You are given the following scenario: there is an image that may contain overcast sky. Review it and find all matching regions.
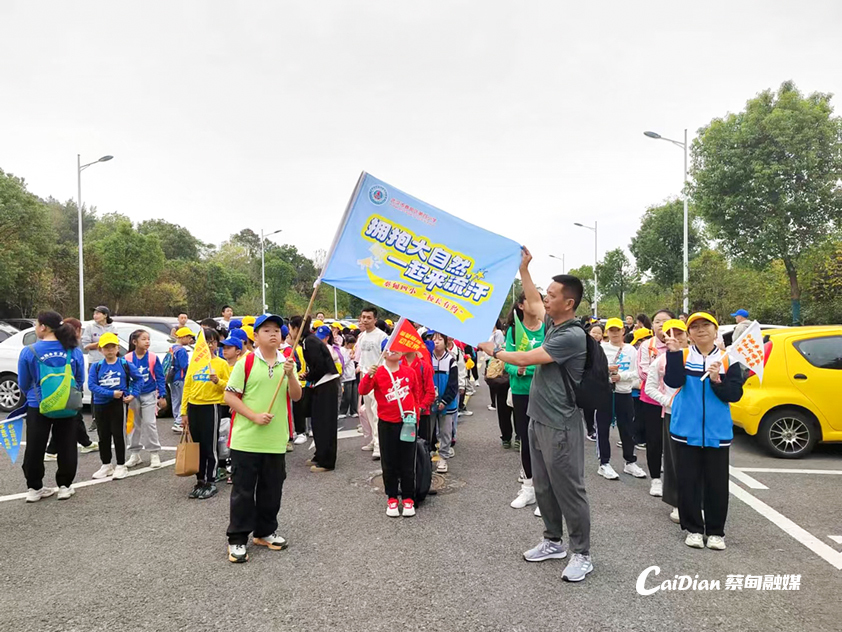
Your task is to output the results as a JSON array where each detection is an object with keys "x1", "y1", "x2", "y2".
[{"x1": 2, "y1": 1, "x2": 841, "y2": 290}]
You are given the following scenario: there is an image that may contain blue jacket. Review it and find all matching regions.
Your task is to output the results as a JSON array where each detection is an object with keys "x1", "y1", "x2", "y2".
[
  {"x1": 87, "y1": 358, "x2": 143, "y2": 405},
  {"x1": 171, "y1": 345, "x2": 190, "y2": 382},
  {"x1": 125, "y1": 351, "x2": 167, "y2": 398},
  {"x1": 17, "y1": 341, "x2": 85, "y2": 408},
  {"x1": 431, "y1": 350, "x2": 459, "y2": 414},
  {"x1": 664, "y1": 346, "x2": 745, "y2": 448}
]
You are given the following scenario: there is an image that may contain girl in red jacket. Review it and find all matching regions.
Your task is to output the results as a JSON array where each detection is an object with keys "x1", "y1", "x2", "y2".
[{"x1": 359, "y1": 341, "x2": 419, "y2": 517}]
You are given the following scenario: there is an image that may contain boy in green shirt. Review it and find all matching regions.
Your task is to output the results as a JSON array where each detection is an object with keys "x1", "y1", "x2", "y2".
[{"x1": 224, "y1": 314, "x2": 302, "y2": 563}]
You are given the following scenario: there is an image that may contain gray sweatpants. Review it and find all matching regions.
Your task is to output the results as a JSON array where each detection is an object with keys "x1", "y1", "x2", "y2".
[
  {"x1": 128, "y1": 391, "x2": 161, "y2": 454},
  {"x1": 170, "y1": 380, "x2": 184, "y2": 427},
  {"x1": 529, "y1": 414, "x2": 591, "y2": 555}
]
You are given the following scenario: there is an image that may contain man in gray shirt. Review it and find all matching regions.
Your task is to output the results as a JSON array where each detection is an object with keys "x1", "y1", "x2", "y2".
[{"x1": 479, "y1": 248, "x2": 592, "y2": 582}]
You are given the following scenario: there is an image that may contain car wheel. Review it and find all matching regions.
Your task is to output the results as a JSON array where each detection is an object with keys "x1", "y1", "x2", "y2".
[
  {"x1": 759, "y1": 408, "x2": 819, "y2": 459},
  {"x1": 0, "y1": 374, "x2": 22, "y2": 412}
]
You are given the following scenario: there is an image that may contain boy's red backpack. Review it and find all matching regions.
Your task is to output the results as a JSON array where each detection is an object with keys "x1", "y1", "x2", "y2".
[{"x1": 227, "y1": 352, "x2": 255, "y2": 447}]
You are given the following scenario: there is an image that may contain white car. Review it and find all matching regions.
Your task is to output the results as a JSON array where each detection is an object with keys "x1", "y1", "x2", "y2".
[
  {"x1": 720, "y1": 323, "x2": 788, "y2": 347},
  {"x1": 0, "y1": 321, "x2": 182, "y2": 413}
]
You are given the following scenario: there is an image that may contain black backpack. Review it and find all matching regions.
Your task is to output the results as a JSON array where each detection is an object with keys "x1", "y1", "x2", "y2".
[
  {"x1": 562, "y1": 322, "x2": 612, "y2": 413},
  {"x1": 404, "y1": 438, "x2": 433, "y2": 505}
]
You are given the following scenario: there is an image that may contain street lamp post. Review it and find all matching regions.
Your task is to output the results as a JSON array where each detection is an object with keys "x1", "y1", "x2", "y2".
[
  {"x1": 644, "y1": 129, "x2": 689, "y2": 313},
  {"x1": 573, "y1": 222, "x2": 598, "y2": 317},
  {"x1": 77, "y1": 154, "x2": 113, "y2": 319},
  {"x1": 549, "y1": 253, "x2": 565, "y2": 274},
  {"x1": 261, "y1": 228, "x2": 283, "y2": 314}
]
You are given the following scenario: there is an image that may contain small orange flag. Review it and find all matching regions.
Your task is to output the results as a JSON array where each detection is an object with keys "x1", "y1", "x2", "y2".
[{"x1": 387, "y1": 317, "x2": 425, "y2": 354}]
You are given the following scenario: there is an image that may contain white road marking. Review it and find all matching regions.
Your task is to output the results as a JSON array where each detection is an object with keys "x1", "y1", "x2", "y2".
[
  {"x1": 729, "y1": 481, "x2": 842, "y2": 570},
  {"x1": 736, "y1": 467, "x2": 842, "y2": 475},
  {"x1": 338, "y1": 429, "x2": 362, "y2": 440},
  {"x1": 828, "y1": 536, "x2": 842, "y2": 545},
  {"x1": 729, "y1": 466, "x2": 769, "y2": 489},
  {"x1": 0, "y1": 459, "x2": 175, "y2": 504}
]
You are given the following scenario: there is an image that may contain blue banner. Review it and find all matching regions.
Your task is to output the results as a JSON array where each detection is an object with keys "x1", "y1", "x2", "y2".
[
  {"x1": 321, "y1": 173, "x2": 522, "y2": 344},
  {"x1": 1, "y1": 406, "x2": 26, "y2": 464}
]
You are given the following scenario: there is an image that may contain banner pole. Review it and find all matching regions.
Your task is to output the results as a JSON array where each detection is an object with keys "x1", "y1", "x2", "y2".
[{"x1": 266, "y1": 283, "x2": 320, "y2": 413}]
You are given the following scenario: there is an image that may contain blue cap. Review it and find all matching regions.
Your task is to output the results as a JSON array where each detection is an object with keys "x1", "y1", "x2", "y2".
[
  {"x1": 730, "y1": 309, "x2": 749, "y2": 318},
  {"x1": 230, "y1": 328, "x2": 248, "y2": 343},
  {"x1": 315, "y1": 325, "x2": 332, "y2": 340},
  {"x1": 281, "y1": 325, "x2": 289, "y2": 339},
  {"x1": 380, "y1": 338, "x2": 389, "y2": 351},
  {"x1": 228, "y1": 318, "x2": 243, "y2": 330},
  {"x1": 220, "y1": 337, "x2": 243, "y2": 350},
  {"x1": 424, "y1": 339, "x2": 435, "y2": 355},
  {"x1": 254, "y1": 313, "x2": 285, "y2": 332}
]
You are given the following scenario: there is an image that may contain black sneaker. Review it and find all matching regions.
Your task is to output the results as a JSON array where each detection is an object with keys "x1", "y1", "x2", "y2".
[
  {"x1": 188, "y1": 482, "x2": 205, "y2": 499},
  {"x1": 200, "y1": 483, "x2": 218, "y2": 499},
  {"x1": 502, "y1": 440, "x2": 512, "y2": 449}
]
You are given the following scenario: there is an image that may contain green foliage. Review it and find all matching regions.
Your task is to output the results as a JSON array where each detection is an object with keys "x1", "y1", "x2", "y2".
[
  {"x1": 690, "y1": 81, "x2": 842, "y2": 323},
  {"x1": 138, "y1": 219, "x2": 206, "y2": 261},
  {"x1": 629, "y1": 199, "x2": 704, "y2": 286},
  {"x1": 597, "y1": 248, "x2": 639, "y2": 318},
  {"x1": 567, "y1": 264, "x2": 595, "y2": 309}
]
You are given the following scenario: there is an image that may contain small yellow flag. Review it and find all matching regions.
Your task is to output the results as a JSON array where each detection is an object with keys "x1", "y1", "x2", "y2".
[
  {"x1": 187, "y1": 328, "x2": 213, "y2": 378},
  {"x1": 126, "y1": 406, "x2": 134, "y2": 435}
]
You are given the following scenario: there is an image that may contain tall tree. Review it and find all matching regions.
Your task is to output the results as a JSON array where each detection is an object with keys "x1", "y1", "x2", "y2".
[
  {"x1": 567, "y1": 264, "x2": 595, "y2": 309},
  {"x1": 629, "y1": 199, "x2": 704, "y2": 286},
  {"x1": 138, "y1": 219, "x2": 206, "y2": 261},
  {"x1": 597, "y1": 248, "x2": 639, "y2": 318},
  {"x1": 690, "y1": 81, "x2": 842, "y2": 324}
]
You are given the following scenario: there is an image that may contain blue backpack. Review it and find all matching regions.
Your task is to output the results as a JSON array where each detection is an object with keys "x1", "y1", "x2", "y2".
[{"x1": 28, "y1": 345, "x2": 82, "y2": 419}]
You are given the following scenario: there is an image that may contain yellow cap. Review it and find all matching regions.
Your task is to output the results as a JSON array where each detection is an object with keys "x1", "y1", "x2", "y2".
[
  {"x1": 241, "y1": 316, "x2": 256, "y2": 326},
  {"x1": 662, "y1": 318, "x2": 688, "y2": 334},
  {"x1": 311, "y1": 319, "x2": 324, "y2": 329},
  {"x1": 175, "y1": 327, "x2": 193, "y2": 338},
  {"x1": 631, "y1": 327, "x2": 653, "y2": 345},
  {"x1": 686, "y1": 312, "x2": 719, "y2": 329},
  {"x1": 241, "y1": 325, "x2": 255, "y2": 341},
  {"x1": 98, "y1": 332, "x2": 120, "y2": 347},
  {"x1": 349, "y1": 324, "x2": 358, "y2": 330},
  {"x1": 330, "y1": 321, "x2": 342, "y2": 329},
  {"x1": 385, "y1": 319, "x2": 394, "y2": 326},
  {"x1": 605, "y1": 318, "x2": 624, "y2": 331}
]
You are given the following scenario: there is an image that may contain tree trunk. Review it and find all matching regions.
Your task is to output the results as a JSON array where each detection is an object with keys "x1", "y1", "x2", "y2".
[{"x1": 783, "y1": 256, "x2": 801, "y2": 326}]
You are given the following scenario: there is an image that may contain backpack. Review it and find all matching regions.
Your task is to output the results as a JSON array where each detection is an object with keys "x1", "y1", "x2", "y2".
[
  {"x1": 411, "y1": 437, "x2": 433, "y2": 505},
  {"x1": 163, "y1": 346, "x2": 177, "y2": 384},
  {"x1": 227, "y1": 353, "x2": 256, "y2": 448},
  {"x1": 29, "y1": 345, "x2": 82, "y2": 418},
  {"x1": 125, "y1": 351, "x2": 157, "y2": 382},
  {"x1": 560, "y1": 323, "x2": 612, "y2": 413}
]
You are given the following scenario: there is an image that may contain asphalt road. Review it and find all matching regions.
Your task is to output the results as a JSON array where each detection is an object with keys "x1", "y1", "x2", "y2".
[{"x1": 1, "y1": 391, "x2": 840, "y2": 632}]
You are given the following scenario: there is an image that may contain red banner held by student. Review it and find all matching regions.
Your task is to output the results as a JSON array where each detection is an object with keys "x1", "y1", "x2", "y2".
[{"x1": 387, "y1": 317, "x2": 425, "y2": 354}]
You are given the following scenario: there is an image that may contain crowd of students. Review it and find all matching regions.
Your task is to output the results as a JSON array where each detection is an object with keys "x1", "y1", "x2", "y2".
[{"x1": 17, "y1": 250, "x2": 745, "y2": 570}]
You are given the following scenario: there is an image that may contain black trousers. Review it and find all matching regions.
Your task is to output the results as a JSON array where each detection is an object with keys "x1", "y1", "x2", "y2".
[
  {"x1": 511, "y1": 393, "x2": 533, "y2": 479},
  {"x1": 418, "y1": 413, "x2": 433, "y2": 447},
  {"x1": 94, "y1": 400, "x2": 126, "y2": 465},
  {"x1": 188, "y1": 403, "x2": 218, "y2": 482},
  {"x1": 22, "y1": 407, "x2": 77, "y2": 489},
  {"x1": 596, "y1": 392, "x2": 636, "y2": 465},
  {"x1": 227, "y1": 449, "x2": 286, "y2": 545},
  {"x1": 661, "y1": 413, "x2": 679, "y2": 507},
  {"x1": 489, "y1": 382, "x2": 514, "y2": 441},
  {"x1": 311, "y1": 379, "x2": 339, "y2": 470},
  {"x1": 641, "y1": 401, "x2": 664, "y2": 478},
  {"x1": 378, "y1": 420, "x2": 416, "y2": 502},
  {"x1": 292, "y1": 387, "x2": 311, "y2": 435},
  {"x1": 339, "y1": 380, "x2": 358, "y2": 415},
  {"x1": 632, "y1": 396, "x2": 645, "y2": 444},
  {"x1": 582, "y1": 408, "x2": 596, "y2": 436},
  {"x1": 673, "y1": 441, "x2": 730, "y2": 537},
  {"x1": 46, "y1": 411, "x2": 92, "y2": 453}
]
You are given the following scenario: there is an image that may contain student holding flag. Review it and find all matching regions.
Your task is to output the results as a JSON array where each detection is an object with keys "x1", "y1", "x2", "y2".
[
  {"x1": 505, "y1": 292, "x2": 545, "y2": 510},
  {"x1": 182, "y1": 328, "x2": 231, "y2": 499},
  {"x1": 664, "y1": 312, "x2": 745, "y2": 550}
]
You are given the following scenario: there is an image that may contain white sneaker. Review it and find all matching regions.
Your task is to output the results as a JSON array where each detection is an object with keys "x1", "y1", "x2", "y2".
[
  {"x1": 80, "y1": 442, "x2": 99, "y2": 454},
  {"x1": 372, "y1": 451, "x2": 381, "y2": 461},
  {"x1": 510, "y1": 483, "x2": 537, "y2": 509},
  {"x1": 44, "y1": 453, "x2": 57, "y2": 462},
  {"x1": 150, "y1": 453, "x2": 162, "y2": 469},
  {"x1": 624, "y1": 462, "x2": 647, "y2": 478},
  {"x1": 349, "y1": 413, "x2": 358, "y2": 418},
  {"x1": 650, "y1": 478, "x2": 663, "y2": 496},
  {"x1": 172, "y1": 424, "x2": 183, "y2": 434},
  {"x1": 92, "y1": 464, "x2": 114, "y2": 479},
  {"x1": 112, "y1": 465, "x2": 128, "y2": 480},
  {"x1": 706, "y1": 535, "x2": 726, "y2": 551},
  {"x1": 25, "y1": 487, "x2": 56, "y2": 502},
  {"x1": 338, "y1": 414, "x2": 347, "y2": 419},
  {"x1": 534, "y1": 505, "x2": 542, "y2": 517},
  {"x1": 125, "y1": 454, "x2": 143, "y2": 468},
  {"x1": 597, "y1": 463, "x2": 620, "y2": 480},
  {"x1": 670, "y1": 507, "x2": 680, "y2": 524},
  {"x1": 294, "y1": 434, "x2": 308, "y2": 445},
  {"x1": 361, "y1": 442, "x2": 374, "y2": 451},
  {"x1": 436, "y1": 459, "x2": 448, "y2": 473},
  {"x1": 487, "y1": 405, "x2": 496, "y2": 411},
  {"x1": 685, "y1": 533, "x2": 705, "y2": 549},
  {"x1": 56, "y1": 486, "x2": 75, "y2": 500}
]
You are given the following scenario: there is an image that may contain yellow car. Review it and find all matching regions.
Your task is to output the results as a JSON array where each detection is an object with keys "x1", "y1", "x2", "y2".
[{"x1": 731, "y1": 326, "x2": 842, "y2": 458}]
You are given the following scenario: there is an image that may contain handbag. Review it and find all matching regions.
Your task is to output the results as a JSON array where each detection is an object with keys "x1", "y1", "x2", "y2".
[
  {"x1": 175, "y1": 426, "x2": 200, "y2": 477},
  {"x1": 387, "y1": 367, "x2": 417, "y2": 443}
]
